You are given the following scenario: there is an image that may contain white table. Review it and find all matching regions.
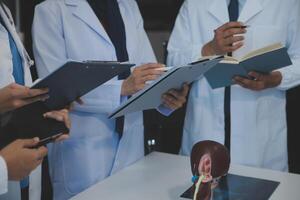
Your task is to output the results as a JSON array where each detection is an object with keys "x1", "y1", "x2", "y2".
[{"x1": 72, "y1": 152, "x2": 300, "y2": 200}]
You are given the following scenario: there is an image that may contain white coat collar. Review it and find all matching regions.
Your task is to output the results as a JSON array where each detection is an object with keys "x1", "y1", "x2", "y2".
[
  {"x1": 64, "y1": 0, "x2": 121, "y2": 46},
  {"x1": 0, "y1": 4, "x2": 33, "y2": 68},
  {"x1": 208, "y1": 0, "x2": 263, "y2": 24},
  {"x1": 207, "y1": 0, "x2": 229, "y2": 24},
  {"x1": 238, "y1": 0, "x2": 263, "y2": 23}
]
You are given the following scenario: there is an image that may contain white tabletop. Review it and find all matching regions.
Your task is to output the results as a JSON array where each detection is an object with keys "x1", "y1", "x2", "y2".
[{"x1": 72, "y1": 152, "x2": 300, "y2": 200}]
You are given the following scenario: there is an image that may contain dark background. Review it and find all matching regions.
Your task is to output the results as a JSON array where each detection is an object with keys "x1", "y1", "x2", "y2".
[{"x1": 3, "y1": 0, "x2": 300, "y2": 174}]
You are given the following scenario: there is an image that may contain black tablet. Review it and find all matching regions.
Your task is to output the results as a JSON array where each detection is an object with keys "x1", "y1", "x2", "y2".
[{"x1": 0, "y1": 102, "x2": 69, "y2": 149}]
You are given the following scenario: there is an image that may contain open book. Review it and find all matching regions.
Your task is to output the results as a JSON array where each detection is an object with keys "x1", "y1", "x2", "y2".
[{"x1": 204, "y1": 43, "x2": 292, "y2": 89}]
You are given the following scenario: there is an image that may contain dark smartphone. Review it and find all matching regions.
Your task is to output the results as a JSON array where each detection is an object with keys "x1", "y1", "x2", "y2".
[{"x1": 34, "y1": 133, "x2": 64, "y2": 148}]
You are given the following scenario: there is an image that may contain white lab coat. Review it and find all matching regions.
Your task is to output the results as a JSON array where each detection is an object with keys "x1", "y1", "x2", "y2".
[
  {"x1": 0, "y1": 4, "x2": 41, "y2": 200},
  {"x1": 32, "y1": 0, "x2": 157, "y2": 199},
  {"x1": 167, "y1": 0, "x2": 300, "y2": 171},
  {"x1": 0, "y1": 156, "x2": 8, "y2": 195}
]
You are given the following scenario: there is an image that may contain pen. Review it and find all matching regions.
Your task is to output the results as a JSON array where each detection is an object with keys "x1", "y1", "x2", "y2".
[
  {"x1": 240, "y1": 25, "x2": 250, "y2": 29},
  {"x1": 155, "y1": 67, "x2": 173, "y2": 72}
]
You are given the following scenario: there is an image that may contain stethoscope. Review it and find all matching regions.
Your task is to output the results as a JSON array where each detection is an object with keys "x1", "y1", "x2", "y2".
[{"x1": 0, "y1": 2, "x2": 35, "y2": 67}]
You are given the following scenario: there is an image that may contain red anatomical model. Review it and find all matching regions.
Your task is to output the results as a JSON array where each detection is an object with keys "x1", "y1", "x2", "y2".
[{"x1": 190, "y1": 140, "x2": 230, "y2": 200}]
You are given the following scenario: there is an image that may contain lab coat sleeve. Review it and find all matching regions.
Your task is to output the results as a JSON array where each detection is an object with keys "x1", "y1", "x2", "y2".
[
  {"x1": 0, "y1": 156, "x2": 8, "y2": 195},
  {"x1": 277, "y1": 0, "x2": 300, "y2": 90},
  {"x1": 167, "y1": 1, "x2": 203, "y2": 67},
  {"x1": 32, "y1": 3, "x2": 123, "y2": 114}
]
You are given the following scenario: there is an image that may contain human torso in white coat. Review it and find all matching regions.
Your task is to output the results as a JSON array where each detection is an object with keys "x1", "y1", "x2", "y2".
[
  {"x1": 0, "y1": 4, "x2": 42, "y2": 200},
  {"x1": 32, "y1": 0, "x2": 156, "y2": 199},
  {"x1": 167, "y1": 0, "x2": 300, "y2": 171}
]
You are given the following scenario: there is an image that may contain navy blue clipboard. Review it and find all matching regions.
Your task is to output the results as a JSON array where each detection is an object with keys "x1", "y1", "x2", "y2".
[{"x1": 31, "y1": 61, "x2": 134, "y2": 110}]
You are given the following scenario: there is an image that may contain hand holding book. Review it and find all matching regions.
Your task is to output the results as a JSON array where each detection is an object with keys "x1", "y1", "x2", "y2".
[
  {"x1": 204, "y1": 43, "x2": 292, "y2": 89},
  {"x1": 234, "y1": 71, "x2": 282, "y2": 91}
]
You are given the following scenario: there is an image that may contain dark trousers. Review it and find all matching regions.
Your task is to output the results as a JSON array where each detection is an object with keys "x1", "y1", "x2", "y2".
[{"x1": 287, "y1": 86, "x2": 300, "y2": 173}]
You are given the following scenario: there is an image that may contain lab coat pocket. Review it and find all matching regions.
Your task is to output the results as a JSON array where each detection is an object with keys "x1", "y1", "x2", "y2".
[
  {"x1": 252, "y1": 25, "x2": 287, "y2": 49},
  {"x1": 59, "y1": 112, "x2": 119, "y2": 195},
  {"x1": 60, "y1": 136, "x2": 119, "y2": 195}
]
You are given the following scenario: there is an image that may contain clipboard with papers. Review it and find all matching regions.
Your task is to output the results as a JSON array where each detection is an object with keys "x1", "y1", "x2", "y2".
[
  {"x1": 109, "y1": 57, "x2": 223, "y2": 119},
  {"x1": 32, "y1": 61, "x2": 134, "y2": 110}
]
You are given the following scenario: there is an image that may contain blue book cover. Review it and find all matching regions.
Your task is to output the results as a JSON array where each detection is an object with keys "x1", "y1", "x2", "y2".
[{"x1": 204, "y1": 44, "x2": 292, "y2": 89}]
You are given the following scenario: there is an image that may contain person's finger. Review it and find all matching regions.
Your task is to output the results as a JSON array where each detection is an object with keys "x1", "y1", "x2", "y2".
[
  {"x1": 167, "y1": 89, "x2": 180, "y2": 98},
  {"x1": 167, "y1": 90, "x2": 185, "y2": 102},
  {"x1": 234, "y1": 76, "x2": 251, "y2": 88},
  {"x1": 181, "y1": 83, "x2": 189, "y2": 96},
  {"x1": 162, "y1": 94, "x2": 182, "y2": 109},
  {"x1": 140, "y1": 68, "x2": 164, "y2": 77},
  {"x1": 223, "y1": 35, "x2": 244, "y2": 46},
  {"x1": 36, "y1": 146, "x2": 48, "y2": 160},
  {"x1": 21, "y1": 94, "x2": 50, "y2": 106},
  {"x1": 60, "y1": 110, "x2": 71, "y2": 129},
  {"x1": 234, "y1": 79, "x2": 248, "y2": 88},
  {"x1": 234, "y1": 76, "x2": 262, "y2": 90},
  {"x1": 139, "y1": 63, "x2": 165, "y2": 70},
  {"x1": 162, "y1": 100, "x2": 177, "y2": 110},
  {"x1": 162, "y1": 95, "x2": 176, "y2": 108},
  {"x1": 59, "y1": 109, "x2": 69, "y2": 114},
  {"x1": 223, "y1": 22, "x2": 245, "y2": 31},
  {"x1": 45, "y1": 110, "x2": 71, "y2": 129},
  {"x1": 141, "y1": 74, "x2": 160, "y2": 83},
  {"x1": 217, "y1": 21, "x2": 244, "y2": 32},
  {"x1": 224, "y1": 42, "x2": 244, "y2": 52},
  {"x1": 248, "y1": 71, "x2": 264, "y2": 81},
  {"x1": 166, "y1": 84, "x2": 189, "y2": 101},
  {"x1": 14, "y1": 87, "x2": 49, "y2": 99},
  {"x1": 54, "y1": 134, "x2": 69, "y2": 142},
  {"x1": 132, "y1": 83, "x2": 146, "y2": 93},
  {"x1": 22, "y1": 138, "x2": 40, "y2": 148},
  {"x1": 26, "y1": 157, "x2": 43, "y2": 172},
  {"x1": 29, "y1": 154, "x2": 44, "y2": 169},
  {"x1": 43, "y1": 111, "x2": 64, "y2": 121},
  {"x1": 223, "y1": 28, "x2": 246, "y2": 38},
  {"x1": 26, "y1": 88, "x2": 49, "y2": 98}
]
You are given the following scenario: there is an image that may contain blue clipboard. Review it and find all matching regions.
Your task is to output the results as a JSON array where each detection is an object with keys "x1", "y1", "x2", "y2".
[
  {"x1": 31, "y1": 61, "x2": 134, "y2": 110},
  {"x1": 109, "y1": 57, "x2": 222, "y2": 118}
]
